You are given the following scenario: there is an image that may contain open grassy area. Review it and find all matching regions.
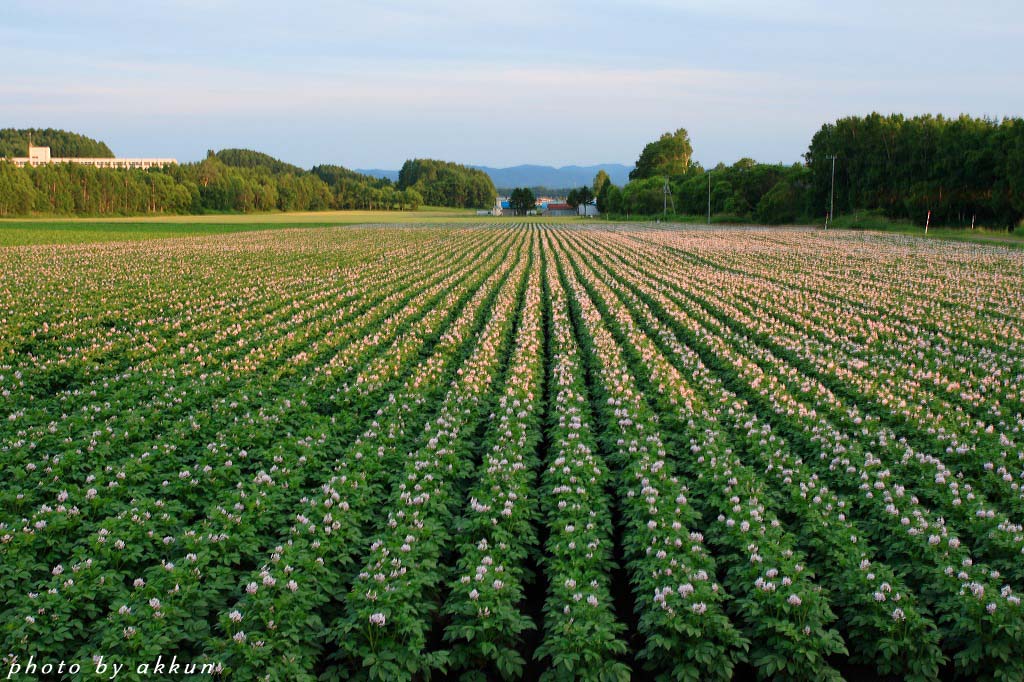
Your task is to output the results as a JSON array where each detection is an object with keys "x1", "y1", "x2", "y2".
[
  {"x1": 3, "y1": 208, "x2": 1020, "y2": 249},
  {"x1": 830, "y1": 211, "x2": 1024, "y2": 248},
  {"x1": 0, "y1": 208, "x2": 593, "y2": 246}
]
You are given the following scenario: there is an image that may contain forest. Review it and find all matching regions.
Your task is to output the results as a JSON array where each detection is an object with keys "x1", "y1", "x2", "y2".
[
  {"x1": 0, "y1": 127, "x2": 114, "y2": 159},
  {"x1": 0, "y1": 137, "x2": 494, "y2": 216},
  {"x1": 599, "y1": 115, "x2": 1024, "y2": 229},
  {"x1": 397, "y1": 159, "x2": 497, "y2": 209},
  {"x1": 2, "y1": 117, "x2": 1022, "y2": 227},
  {"x1": 0, "y1": 149, "x2": 420, "y2": 217},
  {"x1": 805, "y1": 114, "x2": 1024, "y2": 228}
]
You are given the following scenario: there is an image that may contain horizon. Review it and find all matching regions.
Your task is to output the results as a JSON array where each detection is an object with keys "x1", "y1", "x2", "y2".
[{"x1": 4, "y1": 1, "x2": 1022, "y2": 169}]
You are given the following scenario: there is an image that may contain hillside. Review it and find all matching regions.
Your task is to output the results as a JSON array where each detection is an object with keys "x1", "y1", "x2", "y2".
[
  {"x1": 0, "y1": 128, "x2": 114, "y2": 158},
  {"x1": 396, "y1": 158, "x2": 496, "y2": 209},
  {"x1": 215, "y1": 148, "x2": 305, "y2": 175}
]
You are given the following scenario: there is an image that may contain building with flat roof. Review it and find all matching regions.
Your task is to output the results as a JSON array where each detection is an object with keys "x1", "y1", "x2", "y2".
[
  {"x1": 545, "y1": 202, "x2": 576, "y2": 216},
  {"x1": 10, "y1": 144, "x2": 176, "y2": 170}
]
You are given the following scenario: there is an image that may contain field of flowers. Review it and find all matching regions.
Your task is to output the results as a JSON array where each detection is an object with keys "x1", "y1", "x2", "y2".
[{"x1": 2, "y1": 223, "x2": 1023, "y2": 681}]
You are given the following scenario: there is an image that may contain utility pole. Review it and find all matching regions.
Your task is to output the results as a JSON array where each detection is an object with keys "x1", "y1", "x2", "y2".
[
  {"x1": 827, "y1": 154, "x2": 836, "y2": 229},
  {"x1": 707, "y1": 171, "x2": 712, "y2": 225}
]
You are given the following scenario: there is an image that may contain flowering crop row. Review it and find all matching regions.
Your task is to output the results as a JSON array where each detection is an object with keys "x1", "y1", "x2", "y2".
[
  {"x1": 550, "y1": 233, "x2": 748, "y2": 681},
  {"x1": 529, "y1": 232, "x2": 629, "y2": 681},
  {"x1": 575, "y1": 228, "x2": 1024, "y2": 680},
  {"x1": 439, "y1": 234, "x2": 545, "y2": 679},
  {"x1": 330, "y1": 231, "x2": 533, "y2": 680},
  {"x1": 3, "y1": 223, "x2": 1023, "y2": 680},
  {"x1": 566, "y1": 230, "x2": 945, "y2": 680},
  {"x1": 555, "y1": 231, "x2": 847, "y2": 681}
]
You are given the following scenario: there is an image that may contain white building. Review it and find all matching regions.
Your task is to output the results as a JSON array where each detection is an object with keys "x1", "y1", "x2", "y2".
[{"x1": 10, "y1": 145, "x2": 177, "y2": 170}]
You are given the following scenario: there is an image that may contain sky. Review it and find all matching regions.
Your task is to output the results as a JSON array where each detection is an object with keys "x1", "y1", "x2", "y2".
[{"x1": 3, "y1": 0, "x2": 1022, "y2": 169}]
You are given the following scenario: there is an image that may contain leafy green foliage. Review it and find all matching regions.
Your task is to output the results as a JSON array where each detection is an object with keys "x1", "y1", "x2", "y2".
[
  {"x1": 629, "y1": 128, "x2": 693, "y2": 180},
  {"x1": 398, "y1": 158, "x2": 497, "y2": 209},
  {"x1": 0, "y1": 128, "x2": 114, "y2": 158},
  {"x1": 215, "y1": 148, "x2": 305, "y2": 175},
  {"x1": 0, "y1": 147, "x2": 420, "y2": 216},
  {"x1": 566, "y1": 186, "x2": 594, "y2": 210},
  {"x1": 806, "y1": 112, "x2": 1024, "y2": 228},
  {"x1": 508, "y1": 187, "x2": 536, "y2": 215}
]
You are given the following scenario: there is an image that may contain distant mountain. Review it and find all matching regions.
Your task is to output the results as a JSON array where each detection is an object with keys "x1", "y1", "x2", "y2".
[
  {"x1": 356, "y1": 163, "x2": 631, "y2": 190},
  {"x1": 479, "y1": 164, "x2": 632, "y2": 189},
  {"x1": 356, "y1": 168, "x2": 401, "y2": 182}
]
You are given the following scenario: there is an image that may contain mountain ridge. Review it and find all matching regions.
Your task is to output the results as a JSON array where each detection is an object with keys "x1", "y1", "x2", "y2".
[{"x1": 356, "y1": 163, "x2": 631, "y2": 189}]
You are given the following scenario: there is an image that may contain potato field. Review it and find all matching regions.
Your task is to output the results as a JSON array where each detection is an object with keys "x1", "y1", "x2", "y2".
[{"x1": 2, "y1": 224, "x2": 1023, "y2": 681}]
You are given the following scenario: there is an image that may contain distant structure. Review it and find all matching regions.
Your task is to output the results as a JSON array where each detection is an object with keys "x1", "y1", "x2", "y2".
[
  {"x1": 544, "y1": 202, "x2": 576, "y2": 217},
  {"x1": 10, "y1": 144, "x2": 176, "y2": 170},
  {"x1": 476, "y1": 197, "x2": 503, "y2": 216}
]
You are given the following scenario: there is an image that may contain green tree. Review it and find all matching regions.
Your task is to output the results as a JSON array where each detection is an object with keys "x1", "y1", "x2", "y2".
[
  {"x1": 508, "y1": 187, "x2": 535, "y2": 216},
  {"x1": 397, "y1": 158, "x2": 496, "y2": 208},
  {"x1": 805, "y1": 113, "x2": 1022, "y2": 228},
  {"x1": 403, "y1": 188, "x2": 423, "y2": 210},
  {"x1": 0, "y1": 128, "x2": 114, "y2": 158},
  {"x1": 621, "y1": 177, "x2": 665, "y2": 213},
  {"x1": 0, "y1": 162, "x2": 37, "y2": 215},
  {"x1": 216, "y1": 148, "x2": 304, "y2": 175},
  {"x1": 629, "y1": 128, "x2": 693, "y2": 180},
  {"x1": 592, "y1": 169, "x2": 611, "y2": 196},
  {"x1": 596, "y1": 180, "x2": 614, "y2": 214},
  {"x1": 601, "y1": 185, "x2": 623, "y2": 214},
  {"x1": 567, "y1": 186, "x2": 594, "y2": 214}
]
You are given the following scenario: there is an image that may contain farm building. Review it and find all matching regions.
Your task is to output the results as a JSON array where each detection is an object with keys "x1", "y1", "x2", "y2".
[{"x1": 544, "y1": 202, "x2": 576, "y2": 217}]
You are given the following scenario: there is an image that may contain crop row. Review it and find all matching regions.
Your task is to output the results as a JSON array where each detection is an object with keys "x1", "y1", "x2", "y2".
[{"x1": 2, "y1": 224, "x2": 1022, "y2": 680}]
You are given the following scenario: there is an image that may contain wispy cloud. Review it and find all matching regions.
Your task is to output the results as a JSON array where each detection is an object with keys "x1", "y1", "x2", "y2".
[{"x1": 2, "y1": 0, "x2": 1021, "y2": 167}]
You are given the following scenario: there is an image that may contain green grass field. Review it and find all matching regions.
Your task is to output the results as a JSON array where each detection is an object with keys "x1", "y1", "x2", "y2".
[
  {"x1": 0, "y1": 208, "x2": 592, "y2": 246},
  {"x1": 2, "y1": 207, "x2": 1020, "y2": 248},
  {"x1": 829, "y1": 211, "x2": 1024, "y2": 248}
]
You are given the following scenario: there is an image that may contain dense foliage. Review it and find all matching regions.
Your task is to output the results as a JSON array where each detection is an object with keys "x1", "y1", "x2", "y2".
[
  {"x1": 0, "y1": 128, "x2": 114, "y2": 159},
  {"x1": 2, "y1": 225, "x2": 1023, "y2": 680},
  {"x1": 629, "y1": 128, "x2": 693, "y2": 180},
  {"x1": 398, "y1": 158, "x2": 498, "y2": 209},
  {"x1": 214, "y1": 148, "x2": 305, "y2": 175},
  {"x1": 0, "y1": 150, "x2": 420, "y2": 217},
  {"x1": 508, "y1": 187, "x2": 536, "y2": 215},
  {"x1": 806, "y1": 113, "x2": 1024, "y2": 228},
  {"x1": 566, "y1": 186, "x2": 594, "y2": 210},
  {"x1": 606, "y1": 115, "x2": 1023, "y2": 228}
]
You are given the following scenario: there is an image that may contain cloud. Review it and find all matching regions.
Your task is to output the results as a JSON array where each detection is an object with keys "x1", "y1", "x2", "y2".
[{"x1": 2, "y1": 0, "x2": 1020, "y2": 166}]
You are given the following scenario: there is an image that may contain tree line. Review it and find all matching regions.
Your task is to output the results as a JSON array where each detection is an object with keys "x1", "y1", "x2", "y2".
[
  {"x1": 0, "y1": 150, "x2": 422, "y2": 217},
  {"x1": 0, "y1": 132, "x2": 495, "y2": 217},
  {"x1": 806, "y1": 113, "x2": 1023, "y2": 228},
  {"x1": 597, "y1": 115, "x2": 1023, "y2": 229},
  {"x1": 0, "y1": 128, "x2": 114, "y2": 159},
  {"x1": 4, "y1": 119, "x2": 1021, "y2": 226},
  {"x1": 397, "y1": 159, "x2": 497, "y2": 209}
]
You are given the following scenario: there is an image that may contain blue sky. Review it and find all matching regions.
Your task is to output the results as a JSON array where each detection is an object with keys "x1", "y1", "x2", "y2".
[{"x1": 3, "y1": 0, "x2": 1022, "y2": 169}]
